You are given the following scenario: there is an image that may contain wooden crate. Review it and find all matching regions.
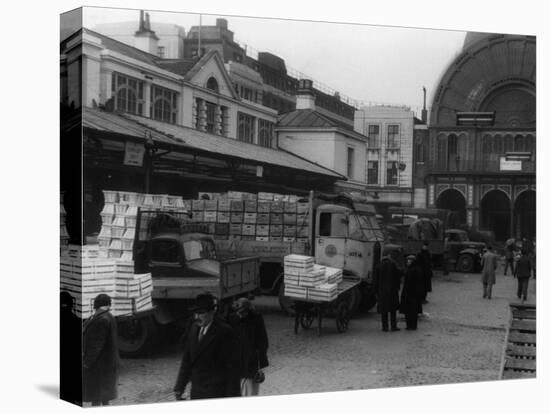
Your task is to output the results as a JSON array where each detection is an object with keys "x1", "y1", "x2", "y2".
[
  {"x1": 218, "y1": 200, "x2": 231, "y2": 211},
  {"x1": 229, "y1": 224, "x2": 242, "y2": 235},
  {"x1": 241, "y1": 235, "x2": 255, "y2": 241},
  {"x1": 215, "y1": 223, "x2": 229, "y2": 236},
  {"x1": 270, "y1": 236, "x2": 283, "y2": 242},
  {"x1": 217, "y1": 211, "x2": 230, "y2": 223},
  {"x1": 284, "y1": 202, "x2": 297, "y2": 213},
  {"x1": 269, "y1": 225, "x2": 283, "y2": 236},
  {"x1": 244, "y1": 212, "x2": 257, "y2": 224},
  {"x1": 256, "y1": 225, "x2": 269, "y2": 236},
  {"x1": 270, "y1": 213, "x2": 283, "y2": 224},
  {"x1": 230, "y1": 200, "x2": 244, "y2": 211},
  {"x1": 192, "y1": 211, "x2": 204, "y2": 222},
  {"x1": 297, "y1": 226, "x2": 309, "y2": 238},
  {"x1": 256, "y1": 236, "x2": 269, "y2": 242},
  {"x1": 284, "y1": 225, "x2": 297, "y2": 237},
  {"x1": 204, "y1": 200, "x2": 218, "y2": 211},
  {"x1": 271, "y1": 201, "x2": 283, "y2": 213},
  {"x1": 192, "y1": 200, "x2": 205, "y2": 211},
  {"x1": 283, "y1": 237, "x2": 296, "y2": 242},
  {"x1": 230, "y1": 212, "x2": 243, "y2": 223},
  {"x1": 257, "y1": 202, "x2": 270, "y2": 213},
  {"x1": 257, "y1": 213, "x2": 270, "y2": 224},
  {"x1": 296, "y1": 214, "x2": 308, "y2": 227},
  {"x1": 244, "y1": 200, "x2": 257, "y2": 212},
  {"x1": 204, "y1": 211, "x2": 217, "y2": 222},
  {"x1": 242, "y1": 224, "x2": 256, "y2": 236},
  {"x1": 297, "y1": 202, "x2": 310, "y2": 214}
]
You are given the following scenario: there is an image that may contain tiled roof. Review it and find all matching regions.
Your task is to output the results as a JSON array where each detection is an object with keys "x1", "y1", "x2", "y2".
[
  {"x1": 278, "y1": 109, "x2": 355, "y2": 131},
  {"x1": 156, "y1": 59, "x2": 199, "y2": 77},
  {"x1": 81, "y1": 107, "x2": 343, "y2": 179}
]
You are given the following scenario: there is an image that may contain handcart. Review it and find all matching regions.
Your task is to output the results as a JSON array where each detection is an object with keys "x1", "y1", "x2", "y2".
[{"x1": 291, "y1": 279, "x2": 360, "y2": 336}]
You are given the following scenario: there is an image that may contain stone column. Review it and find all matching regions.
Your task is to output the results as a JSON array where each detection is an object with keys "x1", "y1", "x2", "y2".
[
  {"x1": 143, "y1": 81, "x2": 152, "y2": 118},
  {"x1": 214, "y1": 105, "x2": 223, "y2": 135}
]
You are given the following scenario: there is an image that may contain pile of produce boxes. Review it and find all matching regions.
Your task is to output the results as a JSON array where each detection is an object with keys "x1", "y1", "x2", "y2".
[
  {"x1": 187, "y1": 191, "x2": 311, "y2": 243},
  {"x1": 283, "y1": 254, "x2": 343, "y2": 302},
  {"x1": 60, "y1": 245, "x2": 153, "y2": 319}
]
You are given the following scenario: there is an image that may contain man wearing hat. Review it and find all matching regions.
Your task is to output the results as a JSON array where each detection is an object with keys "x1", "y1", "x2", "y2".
[
  {"x1": 174, "y1": 293, "x2": 240, "y2": 400},
  {"x1": 227, "y1": 297, "x2": 269, "y2": 396},
  {"x1": 82, "y1": 294, "x2": 119, "y2": 406},
  {"x1": 400, "y1": 255, "x2": 424, "y2": 330},
  {"x1": 373, "y1": 250, "x2": 402, "y2": 332}
]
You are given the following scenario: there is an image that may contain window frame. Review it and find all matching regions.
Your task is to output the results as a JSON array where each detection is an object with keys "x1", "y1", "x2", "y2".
[
  {"x1": 150, "y1": 84, "x2": 178, "y2": 124},
  {"x1": 367, "y1": 124, "x2": 380, "y2": 148},
  {"x1": 367, "y1": 160, "x2": 379, "y2": 184},
  {"x1": 386, "y1": 160, "x2": 399, "y2": 185},
  {"x1": 386, "y1": 124, "x2": 400, "y2": 148},
  {"x1": 237, "y1": 112, "x2": 256, "y2": 144},
  {"x1": 347, "y1": 147, "x2": 355, "y2": 179},
  {"x1": 111, "y1": 72, "x2": 144, "y2": 115}
]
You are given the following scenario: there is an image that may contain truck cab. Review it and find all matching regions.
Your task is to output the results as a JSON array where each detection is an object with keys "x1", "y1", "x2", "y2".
[
  {"x1": 444, "y1": 229, "x2": 485, "y2": 273},
  {"x1": 314, "y1": 203, "x2": 382, "y2": 310}
]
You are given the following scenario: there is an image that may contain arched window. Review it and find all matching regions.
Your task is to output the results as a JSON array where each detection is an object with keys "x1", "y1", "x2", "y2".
[
  {"x1": 514, "y1": 135, "x2": 525, "y2": 152},
  {"x1": 112, "y1": 72, "x2": 144, "y2": 115},
  {"x1": 206, "y1": 77, "x2": 219, "y2": 93},
  {"x1": 493, "y1": 134, "x2": 503, "y2": 155},
  {"x1": 151, "y1": 85, "x2": 178, "y2": 123},
  {"x1": 503, "y1": 134, "x2": 514, "y2": 153},
  {"x1": 482, "y1": 134, "x2": 493, "y2": 161}
]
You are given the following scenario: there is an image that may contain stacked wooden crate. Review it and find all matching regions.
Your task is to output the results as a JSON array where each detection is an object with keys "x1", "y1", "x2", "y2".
[
  {"x1": 283, "y1": 254, "x2": 340, "y2": 302},
  {"x1": 186, "y1": 191, "x2": 309, "y2": 244}
]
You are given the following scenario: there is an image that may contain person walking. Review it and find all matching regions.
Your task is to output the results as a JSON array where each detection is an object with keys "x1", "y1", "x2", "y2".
[
  {"x1": 481, "y1": 245, "x2": 498, "y2": 299},
  {"x1": 174, "y1": 293, "x2": 240, "y2": 400},
  {"x1": 227, "y1": 297, "x2": 269, "y2": 396},
  {"x1": 503, "y1": 241, "x2": 515, "y2": 276},
  {"x1": 373, "y1": 251, "x2": 402, "y2": 331},
  {"x1": 514, "y1": 249, "x2": 532, "y2": 302},
  {"x1": 416, "y1": 242, "x2": 433, "y2": 304},
  {"x1": 400, "y1": 255, "x2": 424, "y2": 330},
  {"x1": 82, "y1": 294, "x2": 119, "y2": 406}
]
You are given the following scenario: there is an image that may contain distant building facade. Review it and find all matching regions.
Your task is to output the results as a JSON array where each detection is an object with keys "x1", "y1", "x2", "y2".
[
  {"x1": 354, "y1": 106, "x2": 425, "y2": 208},
  {"x1": 426, "y1": 33, "x2": 536, "y2": 241},
  {"x1": 277, "y1": 80, "x2": 368, "y2": 195}
]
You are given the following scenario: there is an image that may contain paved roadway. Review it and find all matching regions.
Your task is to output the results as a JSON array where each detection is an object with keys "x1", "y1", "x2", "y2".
[{"x1": 109, "y1": 266, "x2": 536, "y2": 406}]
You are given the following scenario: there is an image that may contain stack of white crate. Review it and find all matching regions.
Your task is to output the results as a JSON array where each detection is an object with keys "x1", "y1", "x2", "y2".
[{"x1": 283, "y1": 255, "x2": 340, "y2": 302}]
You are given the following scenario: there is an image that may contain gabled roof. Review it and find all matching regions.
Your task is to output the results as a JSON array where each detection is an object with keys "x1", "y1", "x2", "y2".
[
  {"x1": 79, "y1": 107, "x2": 344, "y2": 180},
  {"x1": 278, "y1": 109, "x2": 355, "y2": 131},
  {"x1": 156, "y1": 58, "x2": 200, "y2": 77}
]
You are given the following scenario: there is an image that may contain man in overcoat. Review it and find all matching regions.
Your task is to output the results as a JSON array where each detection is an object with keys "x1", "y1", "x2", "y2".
[
  {"x1": 400, "y1": 255, "x2": 424, "y2": 330},
  {"x1": 227, "y1": 297, "x2": 269, "y2": 396},
  {"x1": 514, "y1": 249, "x2": 532, "y2": 301},
  {"x1": 416, "y1": 242, "x2": 433, "y2": 304},
  {"x1": 373, "y1": 251, "x2": 402, "y2": 331},
  {"x1": 481, "y1": 245, "x2": 498, "y2": 299},
  {"x1": 82, "y1": 294, "x2": 119, "y2": 406},
  {"x1": 174, "y1": 293, "x2": 241, "y2": 400}
]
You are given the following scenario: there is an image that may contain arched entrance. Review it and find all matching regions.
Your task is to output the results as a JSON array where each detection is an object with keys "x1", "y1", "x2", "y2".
[
  {"x1": 514, "y1": 190, "x2": 536, "y2": 240},
  {"x1": 436, "y1": 189, "x2": 467, "y2": 226},
  {"x1": 480, "y1": 190, "x2": 511, "y2": 241}
]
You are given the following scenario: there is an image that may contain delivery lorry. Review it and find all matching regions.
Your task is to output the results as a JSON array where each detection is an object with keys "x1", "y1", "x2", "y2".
[
  {"x1": 205, "y1": 191, "x2": 385, "y2": 314},
  {"x1": 118, "y1": 210, "x2": 259, "y2": 356},
  {"x1": 385, "y1": 207, "x2": 485, "y2": 272}
]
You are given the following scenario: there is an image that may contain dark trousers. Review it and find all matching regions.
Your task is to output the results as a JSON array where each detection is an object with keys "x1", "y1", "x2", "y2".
[
  {"x1": 405, "y1": 313, "x2": 418, "y2": 330},
  {"x1": 517, "y1": 278, "x2": 529, "y2": 300},
  {"x1": 483, "y1": 283, "x2": 493, "y2": 299},
  {"x1": 381, "y1": 311, "x2": 397, "y2": 330},
  {"x1": 504, "y1": 258, "x2": 515, "y2": 275}
]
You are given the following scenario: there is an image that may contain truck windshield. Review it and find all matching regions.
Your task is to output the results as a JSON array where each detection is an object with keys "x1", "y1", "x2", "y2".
[
  {"x1": 358, "y1": 214, "x2": 385, "y2": 241},
  {"x1": 183, "y1": 239, "x2": 217, "y2": 261}
]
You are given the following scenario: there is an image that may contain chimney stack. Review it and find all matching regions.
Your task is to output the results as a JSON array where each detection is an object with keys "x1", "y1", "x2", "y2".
[
  {"x1": 134, "y1": 10, "x2": 159, "y2": 55},
  {"x1": 296, "y1": 79, "x2": 316, "y2": 110},
  {"x1": 421, "y1": 86, "x2": 428, "y2": 124}
]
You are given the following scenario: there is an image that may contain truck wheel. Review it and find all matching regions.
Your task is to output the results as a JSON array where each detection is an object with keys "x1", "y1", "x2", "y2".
[
  {"x1": 456, "y1": 254, "x2": 474, "y2": 273},
  {"x1": 117, "y1": 317, "x2": 155, "y2": 357},
  {"x1": 278, "y1": 282, "x2": 296, "y2": 316}
]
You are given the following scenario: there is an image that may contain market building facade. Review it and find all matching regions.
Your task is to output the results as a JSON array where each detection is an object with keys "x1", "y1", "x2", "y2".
[
  {"x1": 60, "y1": 26, "x2": 344, "y2": 242},
  {"x1": 426, "y1": 32, "x2": 536, "y2": 241}
]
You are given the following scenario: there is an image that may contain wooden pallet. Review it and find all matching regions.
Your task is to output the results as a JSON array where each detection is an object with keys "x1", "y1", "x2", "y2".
[{"x1": 499, "y1": 302, "x2": 536, "y2": 380}]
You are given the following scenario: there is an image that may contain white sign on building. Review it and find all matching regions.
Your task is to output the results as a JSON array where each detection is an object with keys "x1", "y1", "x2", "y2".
[{"x1": 499, "y1": 157, "x2": 522, "y2": 171}]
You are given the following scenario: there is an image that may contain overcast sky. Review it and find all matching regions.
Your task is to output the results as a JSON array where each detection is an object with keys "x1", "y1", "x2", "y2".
[{"x1": 77, "y1": 6, "x2": 470, "y2": 116}]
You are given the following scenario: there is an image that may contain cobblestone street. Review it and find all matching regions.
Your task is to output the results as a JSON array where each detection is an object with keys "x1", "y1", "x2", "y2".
[{"x1": 112, "y1": 268, "x2": 535, "y2": 407}]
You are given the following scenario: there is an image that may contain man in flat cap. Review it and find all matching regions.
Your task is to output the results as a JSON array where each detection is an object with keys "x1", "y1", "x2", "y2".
[
  {"x1": 227, "y1": 297, "x2": 269, "y2": 396},
  {"x1": 174, "y1": 293, "x2": 240, "y2": 400},
  {"x1": 82, "y1": 294, "x2": 119, "y2": 406}
]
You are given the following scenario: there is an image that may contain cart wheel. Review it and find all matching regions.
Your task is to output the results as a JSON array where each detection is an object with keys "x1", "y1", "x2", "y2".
[
  {"x1": 300, "y1": 312, "x2": 315, "y2": 330},
  {"x1": 335, "y1": 302, "x2": 350, "y2": 333}
]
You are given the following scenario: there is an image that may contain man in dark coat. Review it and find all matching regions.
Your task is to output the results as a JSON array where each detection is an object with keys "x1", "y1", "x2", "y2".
[
  {"x1": 514, "y1": 249, "x2": 532, "y2": 301},
  {"x1": 60, "y1": 292, "x2": 82, "y2": 405},
  {"x1": 416, "y1": 242, "x2": 433, "y2": 304},
  {"x1": 174, "y1": 293, "x2": 240, "y2": 400},
  {"x1": 400, "y1": 255, "x2": 425, "y2": 330},
  {"x1": 227, "y1": 297, "x2": 269, "y2": 396},
  {"x1": 373, "y1": 251, "x2": 402, "y2": 331},
  {"x1": 82, "y1": 294, "x2": 119, "y2": 406}
]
